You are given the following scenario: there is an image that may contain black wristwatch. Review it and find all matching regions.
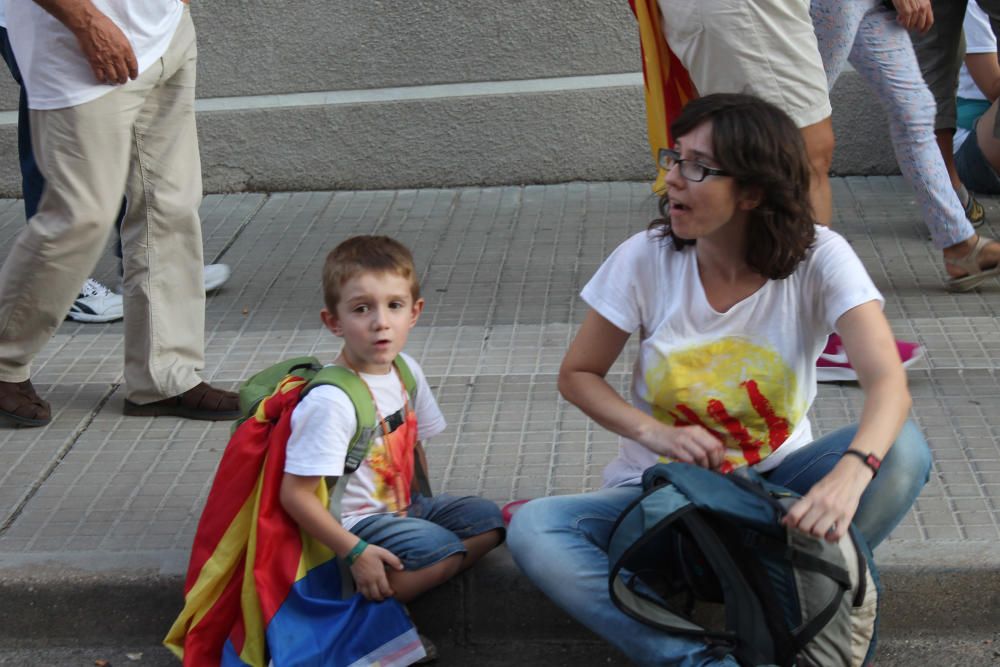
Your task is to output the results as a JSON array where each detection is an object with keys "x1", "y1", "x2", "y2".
[{"x1": 842, "y1": 450, "x2": 882, "y2": 477}]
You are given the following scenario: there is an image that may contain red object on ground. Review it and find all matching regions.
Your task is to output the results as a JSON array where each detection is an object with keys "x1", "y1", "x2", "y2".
[{"x1": 502, "y1": 499, "x2": 531, "y2": 525}]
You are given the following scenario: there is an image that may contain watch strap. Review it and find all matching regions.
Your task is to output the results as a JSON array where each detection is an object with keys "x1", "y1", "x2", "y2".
[{"x1": 842, "y1": 449, "x2": 881, "y2": 476}]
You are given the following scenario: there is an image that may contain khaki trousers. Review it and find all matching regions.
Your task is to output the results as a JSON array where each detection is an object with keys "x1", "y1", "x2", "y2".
[{"x1": 0, "y1": 11, "x2": 205, "y2": 404}]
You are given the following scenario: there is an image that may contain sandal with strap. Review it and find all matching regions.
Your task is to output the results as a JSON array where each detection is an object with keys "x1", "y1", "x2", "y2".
[
  {"x1": 945, "y1": 235, "x2": 1000, "y2": 292},
  {"x1": 123, "y1": 382, "x2": 241, "y2": 421},
  {"x1": 964, "y1": 192, "x2": 986, "y2": 227},
  {"x1": 0, "y1": 379, "x2": 52, "y2": 427}
]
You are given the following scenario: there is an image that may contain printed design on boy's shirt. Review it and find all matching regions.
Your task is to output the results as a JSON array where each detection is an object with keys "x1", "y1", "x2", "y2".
[
  {"x1": 365, "y1": 407, "x2": 417, "y2": 515},
  {"x1": 645, "y1": 336, "x2": 805, "y2": 472}
]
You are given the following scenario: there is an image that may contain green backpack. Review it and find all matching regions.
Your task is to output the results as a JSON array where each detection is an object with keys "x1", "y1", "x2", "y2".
[{"x1": 238, "y1": 355, "x2": 432, "y2": 510}]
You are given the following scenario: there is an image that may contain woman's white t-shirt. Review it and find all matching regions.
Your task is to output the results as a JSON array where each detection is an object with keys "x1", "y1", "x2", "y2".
[
  {"x1": 581, "y1": 227, "x2": 882, "y2": 488},
  {"x1": 5, "y1": 0, "x2": 185, "y2": 110},
  {"x1": 284, "y1": 353, "x2": 446, "y2": 530}
]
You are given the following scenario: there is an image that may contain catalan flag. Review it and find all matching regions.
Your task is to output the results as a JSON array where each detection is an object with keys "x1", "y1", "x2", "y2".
[
  {"x1": 627, "y1": 0, "x2": 698, "y2": 193},
  {"x1": 164, "y1": 375, "x2": 424, "y2": 666}
]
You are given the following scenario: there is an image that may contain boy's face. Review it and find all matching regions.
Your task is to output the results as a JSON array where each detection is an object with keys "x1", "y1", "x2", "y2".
[{"x1": 321, "y1": 270, "x2": 424, "y2": 374}]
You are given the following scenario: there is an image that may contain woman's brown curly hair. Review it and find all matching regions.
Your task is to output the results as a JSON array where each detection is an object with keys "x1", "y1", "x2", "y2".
[{"x1": 649, "y1": 93, "x2": 817, "y2": 280}]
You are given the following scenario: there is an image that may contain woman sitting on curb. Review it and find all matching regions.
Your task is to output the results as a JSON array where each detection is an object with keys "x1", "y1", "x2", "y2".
[{"x1": 507, "y1": 93, "x2": 931, "y2": 665}]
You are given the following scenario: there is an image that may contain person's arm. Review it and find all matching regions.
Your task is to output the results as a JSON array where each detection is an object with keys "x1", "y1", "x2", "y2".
[
  {"x1": 782, "y1": 301, "x2": 911, "y2": 542},
  {"x1": 965, "y1": 51, "x2": 1000, "y2": 102},
  {"x1": 32, "y1": 0, "x2": 137, "y2": 84},
  {"x1": 279, "y1": 473, "x2": 403, "y2": 600},
  {"x1": 559, "y1": 309, "x2": 725, "y2": 469}
]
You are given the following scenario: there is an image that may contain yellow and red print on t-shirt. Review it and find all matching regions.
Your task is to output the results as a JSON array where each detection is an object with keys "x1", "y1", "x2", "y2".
[
  {"x1": 646, "y1": 337, "x2": 805, "y2": 473},
  {"x1": 368, "y1": 409, "x2": 418, "y2": 514}
]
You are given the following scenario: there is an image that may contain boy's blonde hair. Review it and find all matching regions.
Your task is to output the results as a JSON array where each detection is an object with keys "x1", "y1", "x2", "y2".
[{"x1": 322, "y1": 235, "x2": 421, "y2": 312}]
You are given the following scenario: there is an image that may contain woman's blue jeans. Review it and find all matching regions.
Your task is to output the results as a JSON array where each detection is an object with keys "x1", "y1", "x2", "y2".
[{"x1": 507, "y1": 420, "x2": 931, "y2": 666}]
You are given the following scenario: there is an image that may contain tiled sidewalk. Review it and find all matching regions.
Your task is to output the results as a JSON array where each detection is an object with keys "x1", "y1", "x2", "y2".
[{"x1": 0, "y1": 178, "x2": 998, "y2": 577}]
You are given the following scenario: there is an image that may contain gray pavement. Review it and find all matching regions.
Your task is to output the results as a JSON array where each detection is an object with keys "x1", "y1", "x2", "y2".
[{"x1": 0, "y1": 179, "x2": 999, "y2": 659}]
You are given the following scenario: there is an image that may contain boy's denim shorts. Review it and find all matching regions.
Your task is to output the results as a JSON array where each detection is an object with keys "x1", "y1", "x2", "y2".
[{"x1": 349, "y1": 493, "x2": 505, "y2": 570}]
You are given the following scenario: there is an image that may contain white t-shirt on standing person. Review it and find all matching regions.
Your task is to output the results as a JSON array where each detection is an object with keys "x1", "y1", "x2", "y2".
[
  {"x1": 582, "y1": 226, "x2": 882, "y2": 488},
  {"x1": 4, "y1": 0, "x2": 185, "y2": 110},
  {"x1": 284, "y1": 353, "x2": 447, "y2": 531}
]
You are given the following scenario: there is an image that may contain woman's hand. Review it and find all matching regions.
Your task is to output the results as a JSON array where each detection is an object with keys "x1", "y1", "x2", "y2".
[
  {"x1": 350, "y1": 544, "x2": 404, "y2": 601},
  {"x1": 893, "y1": 0, "x2": 934, "y2": 33},
  {"x1": 781, "y1": 460, "x2": 871, "y2": 542},
  {"x1": 638, "y1": 420, "x2": 726, "y2": 470}
]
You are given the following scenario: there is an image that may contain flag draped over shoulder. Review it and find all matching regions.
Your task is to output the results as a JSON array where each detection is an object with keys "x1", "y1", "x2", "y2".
[
  {"x1": 164, "y1": 376, "x2": 424, "y2": 667},
  {"x1": 627, "y1": 0, "x2": 698, "y2": 193}
]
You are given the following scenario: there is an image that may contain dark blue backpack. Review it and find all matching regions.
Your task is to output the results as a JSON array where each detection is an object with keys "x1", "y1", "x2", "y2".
[{"x1": 607, "y1": 463, "x2": 879, "y2": 667}]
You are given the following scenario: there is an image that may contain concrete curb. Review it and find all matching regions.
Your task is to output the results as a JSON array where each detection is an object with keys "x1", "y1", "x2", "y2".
[{"x1": 1, "y1": 545, "x2": 998, "y2": 647}]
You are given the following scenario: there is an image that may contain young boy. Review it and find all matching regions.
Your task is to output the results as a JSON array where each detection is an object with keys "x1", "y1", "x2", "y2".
[{"x1": 280, "y1": 235, "x2": 504, "y2": 651}]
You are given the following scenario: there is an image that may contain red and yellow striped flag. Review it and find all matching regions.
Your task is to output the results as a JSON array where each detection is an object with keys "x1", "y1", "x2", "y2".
[
  {"x1": 164, "y1": 376, "x2": 423, "y2": 666},
  {"x1": 627, "y1": 0, "x2": 698, "y2": 193}
]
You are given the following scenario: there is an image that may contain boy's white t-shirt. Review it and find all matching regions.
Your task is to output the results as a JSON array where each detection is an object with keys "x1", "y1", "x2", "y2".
[
  {"x1": 5, "y1": 0, "x2": 185, "y2": 110},
  {"x1": 285, "y1": 352, "x2": 446, "y2": 530},
  {"x1": 581, "y1": 226, "x2": 882, "y2": 488}
]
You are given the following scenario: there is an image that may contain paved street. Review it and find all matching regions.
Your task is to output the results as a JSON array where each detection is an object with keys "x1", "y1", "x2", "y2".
[{"x1": 0, "y1": 178, "x2": 998, "y2": 660}]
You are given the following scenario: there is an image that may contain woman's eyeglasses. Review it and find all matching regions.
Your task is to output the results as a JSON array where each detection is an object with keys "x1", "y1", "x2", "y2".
[{"x1": 658, "y1": 148, "x2": 730, "y2": 182}]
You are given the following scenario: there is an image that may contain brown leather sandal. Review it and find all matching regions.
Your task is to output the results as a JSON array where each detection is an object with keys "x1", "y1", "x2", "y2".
[
  {"x1": 0, "y1": 379, "x2": 52, "y2": 427},
  {"x1": 123, "y1": 382, "x2": 241, "y2": 421}
]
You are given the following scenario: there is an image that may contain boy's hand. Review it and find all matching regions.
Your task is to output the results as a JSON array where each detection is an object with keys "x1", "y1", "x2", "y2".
[{"x1": 350, "y1": 544, "x2": 404, "y2": 601}]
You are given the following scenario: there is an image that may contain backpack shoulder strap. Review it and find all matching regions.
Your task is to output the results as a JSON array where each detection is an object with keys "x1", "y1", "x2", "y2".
[
  {"x1": 392, "y1": 354, "x2": 418, "y2": 404},
  {"x1": 239, "y1": 355, "x2": 321, "y2": 417},
  {"x1": 302, "y1": 366, "x2": 378, "y2": 475},
  {"x1": 391, "y1": 355, "x2": 433, "y2": 498}
]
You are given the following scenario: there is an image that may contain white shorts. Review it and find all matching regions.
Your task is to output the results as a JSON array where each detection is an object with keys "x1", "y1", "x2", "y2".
[{"x1": 657, "y1": 0, "x2": 831, "y2": 129}]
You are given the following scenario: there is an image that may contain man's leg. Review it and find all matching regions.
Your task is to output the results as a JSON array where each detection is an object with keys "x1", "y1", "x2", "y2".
[
  {"x1": 0, "y1": 79, "x2": 141, "y2": 423},
  {"x1": 800, "y1": 118, "x2": 835, "y2": 225},
  {"x1": 119, "y1": 10, "x2": 207, "y2": 404},
  {"x1": 2, "y1": 27, "x2": 124, "y2": 325},
  {"x1": 913, "y1": 1, "x2": 975, "y2": 204},
  {"x1": 912, "y1": 0, "x2": 967, "y2": 133},
  {"x1": 115, "y1": 12, "x2": 236, "y2": 418},
  {"x1": 0, "y1": 28, "x2": 43, "y2": 221}
]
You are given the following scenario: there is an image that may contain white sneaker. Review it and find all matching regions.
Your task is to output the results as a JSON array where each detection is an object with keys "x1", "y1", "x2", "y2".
[
  {"x1": 204, "y1": 263, "x2": 231, "y2": 292},
  {"x1": 67, "y1": 278, "x2": 124, "y2": 323}
]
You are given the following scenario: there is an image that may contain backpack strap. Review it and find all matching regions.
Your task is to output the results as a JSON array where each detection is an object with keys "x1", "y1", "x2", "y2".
[
  {"x1": 391, "y1": 355, "x2": 433, "y2": 499},
  {"x1": 301, "y1": 356, "x2": 418, "y2": 472},
  {"x1": 238, "y1": 355, "x2": 322, "y2": 418},
  {"x1": 609, "y1": 475, "x2": 780, "y2": 666},
  {"x1": 301, "y1": 356, "x2": 429, "y2": 518},
  {"x1": 392, "y1": 354, "x2": 419, "y2": 404},
  {"x1": 608, "y1": 487, "x2": 745, "y2": 643},
  {"x1": 301, "y1": 366, "x2": 378, "y2": 475}
]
